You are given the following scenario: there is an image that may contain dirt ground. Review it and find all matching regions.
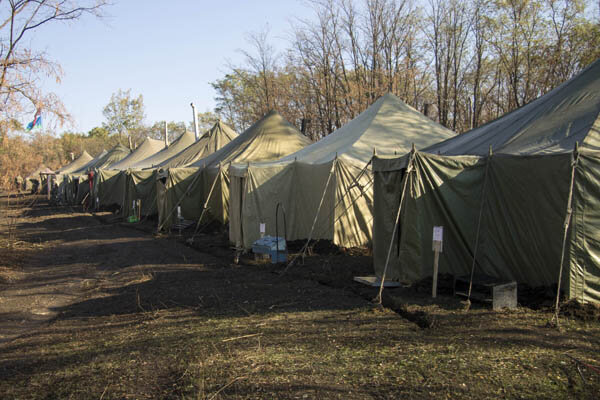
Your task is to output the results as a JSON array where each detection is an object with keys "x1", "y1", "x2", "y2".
[{"x1": 0, "y1": 193, "x2": 599, "y2": 399}]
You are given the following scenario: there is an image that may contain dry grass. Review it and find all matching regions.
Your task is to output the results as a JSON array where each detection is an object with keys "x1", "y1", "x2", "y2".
[
  {"x1": 0, "y1": 195, "x2": 598, "y2": 399},
  {"x1": 0, "y1": 303, "x2": 598, "y2": 399}
]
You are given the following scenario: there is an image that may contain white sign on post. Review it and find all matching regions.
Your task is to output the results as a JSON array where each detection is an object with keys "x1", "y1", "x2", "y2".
[
  {"x1": 433, "y1": 226, "x2": 443, "y2": 243},
  {"x1": 259, "y1": 223, "x2": 266, "y2": 237}
]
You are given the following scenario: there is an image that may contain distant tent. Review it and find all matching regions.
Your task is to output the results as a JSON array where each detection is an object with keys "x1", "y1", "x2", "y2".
[
  {"x1": 93, "y1": 138, "x2": 165, "y2": 210},
  {"x1": 372, "y1": 58, "x2": 600, "y2": 303},
  {"x1": 90, "y1": 144, "x2": 131, "y2": 170},
  {"x1": 157, "y1": 111, "x2": 312, "y2": 230},
  {"x1": 25, "y1": 165, "x2": 49, "y2": 192},
  {"x1": 158, "y1": 120, "x2": 238, "y2": 168},
  {"x1": 55, "y1": 151, "x2": 94, "y2": 203},
  {"x1": 120, "y1": 121, "x2": 239, "y2": 219},
  {"x1": 129, "y1": 131, "x2": 196, "y2": 170},
  {"x1": 62, "y1": 144, "x2": 129, "y2": 206},
  {"x1": 108, "y1": 137, "x2": 165, "y2": 171},
  {"x1": 55, "y1": 151, "x2": 93, "y2": 174},
  {"x1": 94, "y1": 131, "x2": 194, "y2": 212},
  {"x1": 72, "y1": 150, "x2": 108, "y2": 204},
  {"x1": 229, "y1": 93, "x2": 455, "y2": 249}
]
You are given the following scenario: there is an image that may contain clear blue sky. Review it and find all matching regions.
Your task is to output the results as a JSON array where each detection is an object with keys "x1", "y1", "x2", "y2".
[{"x1": 32, "y1": 0, "x2": 314, "y2": 134}]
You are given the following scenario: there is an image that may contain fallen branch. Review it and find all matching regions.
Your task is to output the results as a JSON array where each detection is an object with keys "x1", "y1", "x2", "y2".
[
  {"x1": 222, "y1": 333, "x2": 262, "y2": 342},
  {"x1": 566, "y1": 354, "x2": 600, "y2": 375},
  {"x1": 208, "y1": 375, "x2": 248, "y2": 400}
]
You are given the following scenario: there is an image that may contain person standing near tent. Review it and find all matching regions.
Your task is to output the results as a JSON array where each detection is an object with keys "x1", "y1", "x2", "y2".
[
  {"x1": 15, "y1": 175, "x2": 23, "y2": 192},
  {"x1": 87, "y1": 170, "x2": 95, "y2": 201}
]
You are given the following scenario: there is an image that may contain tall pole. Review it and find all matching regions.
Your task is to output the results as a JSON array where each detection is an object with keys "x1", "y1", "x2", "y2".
[
  {"x1": 164, "y1": 121, "x2": 169, "y2": 147},
  {"x1": 191, "y1": 102, "x2": 199, "y2": 141}
]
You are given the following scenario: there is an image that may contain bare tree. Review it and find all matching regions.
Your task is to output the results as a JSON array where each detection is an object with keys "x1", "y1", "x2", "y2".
[{"x1": 0, "y1": 0, "x2": 109, "y2": 141}]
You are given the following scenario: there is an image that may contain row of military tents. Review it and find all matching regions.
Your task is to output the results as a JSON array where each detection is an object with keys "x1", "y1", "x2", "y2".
[{"x1": 43, "y1": 58, "x2": 600, "y2": 304}]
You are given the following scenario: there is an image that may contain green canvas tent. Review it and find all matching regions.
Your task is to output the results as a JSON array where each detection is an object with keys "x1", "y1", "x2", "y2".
[
  {"x1": 56, "y1": 151, "x2": 94, "y2": 174},
  {"x1": 25, "y1": 165, "x2": 49, "y2": 192},
  {"x1": 120, "y1": 121, "x2": 239, "y2": 219},
  {"x1": 129, "y1": 131, "x2": 195, "y2": 170},
  {"x1": 372, "y1": 58, "x2": 600, "y2": 303},
  {"x1": 157, "y1": 110, "x2": 312, "y2": 230},
  {"x1": 71, "y1": 149, "x2": 117, "y2": 204},
  {"x1": 92, "y1": 137, "x2": 165, "y2": 212},
  {"x1": 54, "y1": 151, "x2": 94, "y2": 202},
  {"x1": 69, "y1": 145, "x2": 130, "y2": 206},
  {"x1": 157, "y1": 120, "x2": 238, "y2": 169},
  {"x1": 69, "y1": 150, "x2": 108, "y2": 204},
  {"x1": 108, "y1": 137, "x2": 165, "y2": 170},
  {"x1": 229, "y1": 93, "x2": 455, "y2": 249},
  {"x1": 94, "y1": 132, "x2": 195, "y2": 211}
]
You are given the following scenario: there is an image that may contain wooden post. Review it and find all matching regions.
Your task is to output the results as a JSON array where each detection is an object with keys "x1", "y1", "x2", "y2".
[
  {"x1": 432, "y1": 226, "x2": 444, "y2": 298},
  {"x1": 432, "y1": 247, "x2": 440, "y2": 298}
]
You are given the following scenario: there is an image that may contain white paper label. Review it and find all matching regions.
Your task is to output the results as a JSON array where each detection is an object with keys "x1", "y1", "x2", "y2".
[
  {"x1": 259, "y1": 223, "x2": 266, "y2": 234},
  {"x1": 433, "y1": 226, "x2": 443, "y2": 242}
]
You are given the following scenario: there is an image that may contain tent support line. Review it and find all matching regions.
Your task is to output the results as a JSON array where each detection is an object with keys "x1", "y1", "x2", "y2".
[
  {"x1": 466, "y1": 147, "x2": 493, "y2": 307},
  {"x1": 309, "y1": 159, "x2": 374, "y2": 243},
  {"x1": 284, "y1": 157, "x2": 338, "y2": 272},
  {"x1": 285, "y1": 158, "x2": 374, "y2": 256},
  {"x1": 157, "y1": 168, "x2": 204, "y2": 232},
  {"x1": 375, "y1": 148, "x2": 416, "y2": 305},
  {"x1": 189, "y1": 166, "x2": 222, "y2": 242},
  {"x1": 553, "y1": 144, "x2": 580, "y2": 326}
]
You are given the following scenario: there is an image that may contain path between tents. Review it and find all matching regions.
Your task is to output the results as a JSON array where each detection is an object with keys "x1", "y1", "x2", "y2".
[
  {"x1": 0, "y1": 195, "x2": 215, "y2": 343},
  {"x1": 0, "y1": 194, "x2": 377, "y2": 346}
]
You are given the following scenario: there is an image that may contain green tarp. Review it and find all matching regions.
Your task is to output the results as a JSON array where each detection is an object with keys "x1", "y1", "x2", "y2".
[
  {"x1": 158, "y1": 111, "x2": 312, "y2": 230},
  {"x1": 158, "y1": 121, "x2": 238, "y2": 168},
  {"x1": 129, "y1": 131, "x2": 195, "y2": 169},
  {"x1": 69, "y1": 145, "x2": 130, "y2": 205},
  {"x1": 229, "y1": 93, "x2": 455, "y2": 249},
  {"x1": 109, "y1": 137, "x2": 165, "y2": 170},
  {"x1": 94, "y1": 169, "x2": 126, "y2": 209},
  {"x1": 122, "y1": 169, "x2": 159, "y2": 218},
  {"x1": 372, "y1": 58, "x2": 600, "y2": 303}
]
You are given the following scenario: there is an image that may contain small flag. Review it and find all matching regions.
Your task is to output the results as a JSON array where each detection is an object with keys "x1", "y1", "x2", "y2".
[{"x1": 26, "y1": 108, "x2": 42, "y2": 131}]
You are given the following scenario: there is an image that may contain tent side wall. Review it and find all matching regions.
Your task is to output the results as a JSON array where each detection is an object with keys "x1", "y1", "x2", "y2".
[
  {"x1": 570, "y1": 152, "x2": 600, "y2": 303},
  {"x1": 75, "y1": 175, "x2": 91, "y2": 204},
  {"x1": 373, "y1": 152, "x2": 576, "y2": 293},
  {"x1": 292, "y1": 162, "x2": 337, "y2": 246},
  {"x1": 123, "y1": 170, "x2": 159, "y2": 218},
  {"x1": 233, "y1": 161, "x2": 337, "y2": 249},
  {"x1": 96, "y1": 169, "x2": 126, "y2": 208},
  {"x1": 397, "y1": 153, "x2": 486, "y2": 282},
  {"x1": 372, "y1": 162, "x2": 405, "y2": 279},
  {"x1": 481, "y1": 154, "x2": 571, "y2": 286},
  {"x1": 157, "y1": 168, "x2": 203, "y2": 230},
  {"x1": 233, "y1": 163, "x2": 296, "y2": 248},
  {"x1": 333, "y1": 159, "x2": 374, "y2": 248}
]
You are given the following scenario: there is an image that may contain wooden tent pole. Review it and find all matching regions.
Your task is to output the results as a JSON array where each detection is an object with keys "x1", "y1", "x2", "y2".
[
  {"x1": 553, "y1": 143, "x2": 580, "y2": 327},
  {"x1": 466, "y1": 146, "x2": 493, "y2": 308},
  {"x1": 375, "y1": 146, "x2": 416, "y2": 305},
  {"x1": 189, "y1": 164, "x2": 223, "y2": 241},
  {"x1": 283, "y1": 157, "x2": 337, "y2": 272}
]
